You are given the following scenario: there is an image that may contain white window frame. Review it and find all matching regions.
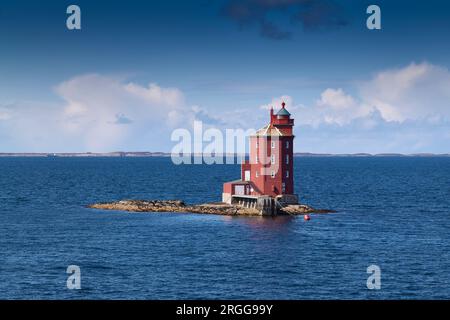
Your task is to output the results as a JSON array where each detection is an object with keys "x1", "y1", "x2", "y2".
[
  {"x1": 286, "y1": 170, "x2": 289, "y2": 178},
  {"x1": 286, "y1": 141, "x2": 289, "y2": 149},
  {"x1": 271, "y1": 171, "x2": 275, "y2": 178},
  {"x1": 271, "y1": 154, "x2": 275, "y2": 164},
  {"x1": 255, "y1": 171, "x2": 259, "y2": 178},
  {"x1": 256, "y1": 141, "x2": 259, "y2": 149},
  {"x1": 255, "y1": 155, "x2": 258, "y2": 164},
  {"x1": 282, "y1": 182, "x2": 286, "y2": 193},
  {"x1": 271, "y1": 141, "x2": 275, "y2": 149},
  {"x1": 286, "y1": 155, "x2": 289, "y2": 164}
]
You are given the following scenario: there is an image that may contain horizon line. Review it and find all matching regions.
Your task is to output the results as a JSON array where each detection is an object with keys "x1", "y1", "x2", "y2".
[{"x1": 0, "y1": 152, "x2": 449, "y2": 157}]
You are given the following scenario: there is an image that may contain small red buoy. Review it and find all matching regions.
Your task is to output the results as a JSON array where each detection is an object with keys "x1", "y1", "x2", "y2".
[{"x1": 304, "y1": 214, "x2": 310, "y2": 221}]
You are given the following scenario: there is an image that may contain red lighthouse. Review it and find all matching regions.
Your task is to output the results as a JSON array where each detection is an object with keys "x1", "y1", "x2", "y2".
[{"x1": 222, "y1": 102, "x2": 298, "y2": 213}]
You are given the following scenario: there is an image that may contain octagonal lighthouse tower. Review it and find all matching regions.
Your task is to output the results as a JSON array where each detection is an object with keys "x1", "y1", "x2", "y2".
[{"x1": 222, "y1": 102, "x2": 298, "y2": 214}]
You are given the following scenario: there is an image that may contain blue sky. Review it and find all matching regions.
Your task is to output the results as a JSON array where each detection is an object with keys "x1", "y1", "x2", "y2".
[{"x1": 1, "y1": 0, "x2": 450, "y2": 153}]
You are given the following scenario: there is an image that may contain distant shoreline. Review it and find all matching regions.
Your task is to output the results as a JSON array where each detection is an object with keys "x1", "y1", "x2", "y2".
[{"x1": 0, "y1": 152, "x2": 449, "y2": 157}]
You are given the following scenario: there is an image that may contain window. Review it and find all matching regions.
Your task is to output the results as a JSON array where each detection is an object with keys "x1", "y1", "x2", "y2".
[
  {"x1": 255, "y1": 171, "x2": 259, "y2": 178},
  {"x1": 282, "y1": 183, "x2": 286, "y2": 193},
  {"x1": 286, "y1": 141, "x2": 289, "y2": 149},
  {"x1": 271, "y1": 154, "x2": 275, "y2": 164},
  {"x1": 286, "y1": 170, "x2": 289, "y2": 178},
  {"x1": 255, "y1": 156, "x2": 258, "y2": 164},
  {"x1": 286, "y1": 155, "x2": 289, "y2": 165},
  {"x1": 234, "y1": 185, "x2": 245, "y2": 195},
  {"x1": 256, "y1": 141, "x2": 259, "y2": 149},
  {"x1": 271, "y1": 141, "x2": 275, "y2": 149},
  {"x1": 271, "y1": 171, "x2": 275, "y2": 178}
]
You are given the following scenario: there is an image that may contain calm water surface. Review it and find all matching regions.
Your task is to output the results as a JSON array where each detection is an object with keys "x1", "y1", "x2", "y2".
[{"x1": 0, "y1": 157, "x2": 449, "y2": 299}]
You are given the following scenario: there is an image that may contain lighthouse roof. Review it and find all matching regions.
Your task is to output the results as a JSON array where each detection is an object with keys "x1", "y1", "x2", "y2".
[
  {"x1": 276, "y1": 107, "x2": 291, "y2": 116},
  {"x1": 254, "y1": 123, "x2": 284, "y2": 136}
]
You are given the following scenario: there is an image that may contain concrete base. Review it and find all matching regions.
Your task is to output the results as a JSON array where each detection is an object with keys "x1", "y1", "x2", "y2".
[
  {"x1": 256, "y1": 196, "x2": 276, "y2": 215},
  {"x1": 223, "y1": 194, "x2": 300, "y2": 216},
  {"x1": 229, "y1": 195, "x2": 275, "y2": 215}
]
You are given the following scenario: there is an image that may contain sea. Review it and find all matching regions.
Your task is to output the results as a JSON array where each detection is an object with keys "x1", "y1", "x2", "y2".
[{"x1": 0, "y1": 156, "x2": 449, "y2": 299}]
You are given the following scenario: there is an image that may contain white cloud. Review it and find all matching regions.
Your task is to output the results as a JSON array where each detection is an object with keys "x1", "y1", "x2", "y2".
[
  {"x1": 0, "y1": 74, "x2": 200, "y2": 152},
  {"x1": 313, "y1": 88, "x2": 373, "y2": 126},
  {"x1": 54, "y1": 74, "x2": 193, "y2": 151},
  {"x1": 1, "y1": 74, "x2": 246, "y2": 152},
  {"x1": 264, "y1": 62, "x2": 450, "y2": 127},
  {"x1": 259, "y1": 95, "x2": 295, "y2": 110},
  {"x1": 257, "y1": 62, "x2": 450, "y2": 152},
  {"x1": 1, "y1": 62, "x2": 449, "y2": 153},
  {"x1": 124, "y1": 82, "x2": 184, "y2": 107},
  {"x1": 360, "y1": 62, "x2": 450, "y2": 122},
  {"x1": 317, "y1": 88, "x2": 356, "y2": 110}
]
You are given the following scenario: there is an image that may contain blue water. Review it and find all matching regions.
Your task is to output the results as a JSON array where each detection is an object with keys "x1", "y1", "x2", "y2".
[{"x1": 0, "y1": 157, "x2": 449, "y2": 299}]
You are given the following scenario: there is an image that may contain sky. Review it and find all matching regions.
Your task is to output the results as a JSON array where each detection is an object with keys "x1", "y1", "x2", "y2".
[{"x1": 0, "y1": 0, "x2": 450, "y2": 153}]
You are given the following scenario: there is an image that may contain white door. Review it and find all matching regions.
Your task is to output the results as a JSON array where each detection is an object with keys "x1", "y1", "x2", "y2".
[{"x1": 244, "y1": 170, "x2": 250, "y2": 181}]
